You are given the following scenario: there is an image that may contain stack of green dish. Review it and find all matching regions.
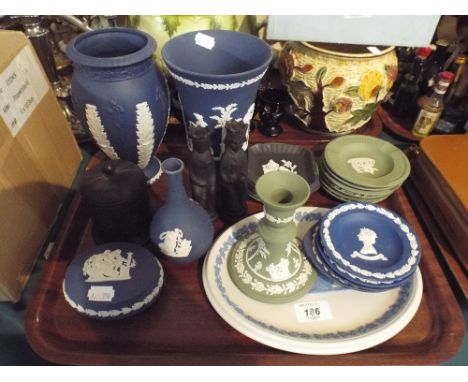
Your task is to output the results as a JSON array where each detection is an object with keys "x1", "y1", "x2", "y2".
[{"x1": 319, "y1": 135, "x2": 411, "y2": 203}]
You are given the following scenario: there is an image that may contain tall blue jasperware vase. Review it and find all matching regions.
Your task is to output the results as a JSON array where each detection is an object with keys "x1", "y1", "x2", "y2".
[
  {"x1": 150, "y1": 158, "x2": 214, "y2": 264},
  {"x1": 67, "y1": 28, "x2": 170, "y2": 183},
  {"x1": 162, "y1": 30, "x2": 273, "y2": 159}
]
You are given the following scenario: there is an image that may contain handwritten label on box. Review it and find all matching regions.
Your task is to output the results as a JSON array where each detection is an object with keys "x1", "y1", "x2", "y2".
[{"x1": 0, "y1": 45, "x2": 49, "y2": 137}]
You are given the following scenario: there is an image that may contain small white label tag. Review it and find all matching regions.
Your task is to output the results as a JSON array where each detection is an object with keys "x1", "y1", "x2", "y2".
[
  {"x1": 0, "y1": 45, "x2": 49, "y2": 136},
  {"x1": 87, "y1": 286, "x2": 115, "y2": 302},
  {"x1": 294, "y1": 301, "x2": 333, "y2": 323},
  {"x1": 195, "y1": 32, "x2": 215, "y2": 50},
  {"x1": 367, "y1": 46, "x2": 382, "y2": 55}
]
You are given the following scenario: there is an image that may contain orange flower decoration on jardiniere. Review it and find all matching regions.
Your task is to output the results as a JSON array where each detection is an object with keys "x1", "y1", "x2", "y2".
[
  {"x1": 385, "y1": 64, "x2": 398, "y2": 89},
  {"x1": 334, "y1": 97, "x2": 353, "y2": 113},
  {"x1": 281, "y1": 52, "x2": 296, "y2": 79},
  {"x1": 329, "y1": 76, "x2": 345, "y2": 88}
]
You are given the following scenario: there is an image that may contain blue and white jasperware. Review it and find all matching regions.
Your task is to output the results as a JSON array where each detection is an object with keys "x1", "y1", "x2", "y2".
[
  {"x1": 162, "y1": 30, "x2": 273, "y2": 159},
  {"x1": 304, "y1": 225, "x2": 413, "y2": 292},
  {"x1": 63, "y1": 242, "x2": 164, "y2": 320},
  {"x1": 150, "y1": 158, "x2": 214, "y2": 264},
  {"x1": 67, "y1": 28, "x2": 170, "y2": 183},
  {"x1": 318, "y1": 202, "x2": 420, "y2": 288}
]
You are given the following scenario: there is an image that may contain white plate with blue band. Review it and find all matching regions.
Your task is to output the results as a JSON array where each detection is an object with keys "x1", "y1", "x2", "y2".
[{"x1": 202, "y1": 207, "x2": 423, "y2": 355}]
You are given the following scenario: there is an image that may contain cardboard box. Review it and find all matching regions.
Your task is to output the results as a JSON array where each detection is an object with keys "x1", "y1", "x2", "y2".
[{"x1": 0, "y1": 31, "x2": 82, "y2": 302}]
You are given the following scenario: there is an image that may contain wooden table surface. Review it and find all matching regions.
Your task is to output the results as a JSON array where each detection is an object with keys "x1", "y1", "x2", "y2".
[{"x1": 24, "y1": 119, "x2": 465, "y2": 365}]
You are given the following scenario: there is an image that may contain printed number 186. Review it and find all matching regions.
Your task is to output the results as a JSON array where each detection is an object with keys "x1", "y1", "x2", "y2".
[{"x1": 304, "y1": 307, "x2": 320, "y2": 318}]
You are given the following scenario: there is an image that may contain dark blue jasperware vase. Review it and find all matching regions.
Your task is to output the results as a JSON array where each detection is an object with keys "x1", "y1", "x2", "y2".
[
  {"x1": 162, "y1": 30, "x2": 273, "y2": 159},
  {"x1": 150, "y1": 157, "x2": 214, "y2": 264},
  {"x1": 67, "y1": 28, "x2": 170, "y2": 183}
]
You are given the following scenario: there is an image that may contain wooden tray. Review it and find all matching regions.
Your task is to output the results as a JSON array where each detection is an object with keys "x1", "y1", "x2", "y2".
[
  {"x1": 377, "y1": 105, "x2": 421, "y2": 143},
  {"x1": 405, "y1": 175, "x2": 468, "y2": 300},
  {"x1": 24, "y1": 154, "x2": 464, "y2": 365}
]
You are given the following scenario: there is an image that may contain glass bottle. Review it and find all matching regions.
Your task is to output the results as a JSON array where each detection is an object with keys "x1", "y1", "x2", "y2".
[
  {"x1": 420, "y1": 39, "x2": 451, "y2": 96},
  {"x1": 392, "y1": 47, "x2": 432, "y2": 119},
  {"x1": 444, "y1": 54, "x2": 467, "y2": 105},
  {"x1": 434, "y1": 68, "x2": 468, "y2": 134},
  {"x1": 392, "y1": 47, "x2": 416, "y2": 91},
  {"x1": 412, "y1": 71, "x2": 454, "y2": 138}
]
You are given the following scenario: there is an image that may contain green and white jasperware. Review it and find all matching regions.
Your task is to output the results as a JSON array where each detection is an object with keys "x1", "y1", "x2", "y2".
[
  {"x1": 319, "y1": 135, "x2": 410, "y2": 203},
  {"x1": 324, "y1": 135, "x2": 410, "y2": 189},
  {"x1": 227, "y1": 171, "x2": 317, "y2": 304}
]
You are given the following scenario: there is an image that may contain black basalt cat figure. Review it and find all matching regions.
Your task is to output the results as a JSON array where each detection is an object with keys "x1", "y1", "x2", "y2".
[
  {"x1": 188, "y1": 125, "x2": 217, "y2": 219},
  {"x1": 219, "y1": 121, "x2": 249, "y2": 223}
]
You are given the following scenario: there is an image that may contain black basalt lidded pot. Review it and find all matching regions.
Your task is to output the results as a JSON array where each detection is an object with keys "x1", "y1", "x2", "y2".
[{"x1": 80, "y1": 159, "x2": 152, "y2": 244}]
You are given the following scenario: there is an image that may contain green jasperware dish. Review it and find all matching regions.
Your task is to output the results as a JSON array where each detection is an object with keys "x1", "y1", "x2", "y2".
[
  {"x1": 320, "y1": 156, "x2": 400, "y2": 192},
  {"x1": 319, "y1": 177, "x2": 389, "y2": 203},
  {"x1": 324, "y1": 135, "x2": 410, "y2": 189},
  {"x1": 319, "y1": 159, "x2": 400, "y2": 197}
]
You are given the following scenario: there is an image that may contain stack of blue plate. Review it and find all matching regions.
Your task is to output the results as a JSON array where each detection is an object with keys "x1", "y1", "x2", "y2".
[{"x1": 303, "y1": 202, "x2": 421, "y2": 292}]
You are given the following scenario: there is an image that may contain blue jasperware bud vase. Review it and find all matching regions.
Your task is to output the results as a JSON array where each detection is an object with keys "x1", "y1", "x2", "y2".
[
  {"x1": 66, "y1": 28, "x2": 170, "y2": 183},
  {"x1": 150, "y1": 157, "x2": 214, "y2": 264},
  {"x1": 162, "y1": 29, "x2": 273, "y2": 159}
]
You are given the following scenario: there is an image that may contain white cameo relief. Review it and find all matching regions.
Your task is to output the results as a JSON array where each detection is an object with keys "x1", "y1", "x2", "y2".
[
  {"x1": 239, "y1": 103, "x2": 255, "y2": 151},
  {"x1": 85, "y1": 104, "x2": 119, "y2": 160},
  {"x1": 211, "y1": 103, "x2": 239, "y2": 154},
  {"x1": 159, "y1": 228, "x2": 192, "y2": 258},
  {"x1": 266, "y1": 258, "x2": 292, "y2": 281},
  {"x1": 350, "y1": 228, "x2": 388, "y2": 261},
  {"x1": 187, "y1": 102, "x2": 254, "y2": 156},
  {"x1": 135, "y1": 102, "x2": 155, "y2": 168},
  {"x1": 187, "y1": 113, "x2": 209, "y2": 152},
  {"x1": 347, "y1": 157, "x2": 378, "y2": 174},
  {"x1": 83, "y1": 249, "x2": 136, "y2": 283},
  {"x1": 262, "y1": 159, "x2": 298, "y2": 174},
  {"x1": 188, "y1": 112, "x2": 208, "y2": 129},
  {"x1": 166, "y1": 68, "x2": 267, "y2": 91}
]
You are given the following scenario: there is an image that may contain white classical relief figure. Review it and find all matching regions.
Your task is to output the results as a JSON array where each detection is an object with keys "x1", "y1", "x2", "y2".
[
  {"x1": 262, "y1": 159, "x2": 298, "y2": 174},
  {"x1": 240, "y1": 103, "x2": 255, "y2": 150},
  {"x1": 187, "y1": 103, "x2": 254, "y2": 155},
  {"x1": 188, "y1": 113, "x2": 208, "y2": 129},
  {"x1": 266, "y1": 258, "x2": 292, "y2": 281},
  {"x1": 159, "y1": 228, "x2": 192, "y2": 258},
  {"x1": 350, "y1": 227, "x2": 388, "y2": 261},
  {"x1": 83, "y1": 249, "x2": 136, "y2": 282},
  {"x1": 347, "y1": 157, "x2": 378, "y2": 174}
]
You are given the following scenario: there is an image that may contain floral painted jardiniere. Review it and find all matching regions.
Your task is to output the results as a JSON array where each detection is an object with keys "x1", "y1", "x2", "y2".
[{"x1": 279, "y1": 42, "x2": 397, "y2": 135}]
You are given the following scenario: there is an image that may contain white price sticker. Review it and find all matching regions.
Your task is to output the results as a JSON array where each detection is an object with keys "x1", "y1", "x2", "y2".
[
  {"x1": 294, "y1": 301, "x2": 333, "y2": 323},
  {"x1": 87, "y1": 286, "x2": 115, "y2": 302},
  {"x1": 0, "y1": 45, "x2": 48, "y2": 136},
  {"x1": 367, "y1": 46, "x2": 382, "y2": 55},
  {"x1": 195, "y1": 32, "x2": 215, "y2": 50}
]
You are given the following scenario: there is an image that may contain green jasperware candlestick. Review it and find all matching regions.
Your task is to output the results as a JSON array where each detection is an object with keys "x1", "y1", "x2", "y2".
[{"x1": 228, "y1": 171, "x2": 317, "y2": 304}]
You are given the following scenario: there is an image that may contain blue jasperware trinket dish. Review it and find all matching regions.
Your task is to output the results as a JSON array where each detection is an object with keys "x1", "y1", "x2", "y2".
[
  {"x1": 311, "y1": 202, "x2": 420, "y2": 290},
  {"x1": 63, "y1": 242, "x2": 164, "y2": 320}
]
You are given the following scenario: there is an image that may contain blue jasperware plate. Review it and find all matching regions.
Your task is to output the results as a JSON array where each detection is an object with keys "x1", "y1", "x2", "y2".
[
  {"x1": 305, "y1": 226, "x2": 414, "y2": 292},
  {"x1": 319, "y1": 203, "x2": 420, "y2": 283},
  {"x1": 202, "y1": 207, "x2": 423, "y2": 355}
]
